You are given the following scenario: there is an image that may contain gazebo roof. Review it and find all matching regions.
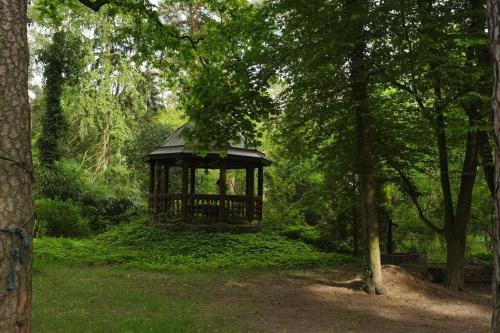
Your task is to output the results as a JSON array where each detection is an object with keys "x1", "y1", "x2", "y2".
[{"x1": 145, "y1": 122, "x2": 272, "y2": 166}]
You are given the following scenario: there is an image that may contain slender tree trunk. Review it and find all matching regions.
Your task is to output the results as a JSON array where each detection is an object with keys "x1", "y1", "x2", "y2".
[
  {"x1": 349, "y1": 0, "x2": 384, "y2": 295},
  {"x1": 488, "y1": 0, "x2": 500, "y2": 330},
  {"x1": 102, "y1": 119, "x2": 110, "y2": 171},
  {"x1": 434, "y1": 88, "x2": 456, "y2": 228},
  {"x1": 480, "y1": 131, "x2": 496, "y2": 198},
  {"x1": 433, "y1": 90, "x2": 462, "y2": 290},
  {"x1": 446, "y1": 117, "x2": 480, "y2": 290},
  {"x1": 0, "y1": 0, "x2": 33, "y2": 331}
]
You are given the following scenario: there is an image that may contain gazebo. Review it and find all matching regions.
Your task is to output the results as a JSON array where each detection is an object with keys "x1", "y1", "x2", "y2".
[{"x1": 144, "y1": 122, "x2": 271, "y2": 227}]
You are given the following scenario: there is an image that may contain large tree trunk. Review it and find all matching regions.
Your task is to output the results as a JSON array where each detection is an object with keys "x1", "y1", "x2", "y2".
[
  {"x1": 349, "y1": 0, "x2": 384, "y2": 295},
  {"x1": 446, "y1": 103, "x2": 481, "y2": 290},
  {"x1": 0, "y1": 0, "x2": 33, "y2": 331},
  {"x1": 488, "y1": 0, "x2": 500, "y2": 331}
]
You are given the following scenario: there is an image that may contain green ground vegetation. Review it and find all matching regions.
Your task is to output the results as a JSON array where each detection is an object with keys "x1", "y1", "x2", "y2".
[
  {"x1": 34, "y1": 219, "x2": 354, "y2": 273},
  {"x1": 33, "y1": 265, "x2": 245, "y2": 333}
]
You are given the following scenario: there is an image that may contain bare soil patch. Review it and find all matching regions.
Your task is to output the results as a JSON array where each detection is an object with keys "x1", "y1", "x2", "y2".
[{"x1": 193, "y1": 265, "x2": 491, "y2": 333}]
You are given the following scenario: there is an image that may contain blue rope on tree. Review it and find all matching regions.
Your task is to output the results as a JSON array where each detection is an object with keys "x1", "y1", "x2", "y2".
[
  {"x1": 0, "y1": 151, "x2": 33, "y2": 291},
  {"x1": 0, "y1": 219, "x2": 31, "y2": 291}
]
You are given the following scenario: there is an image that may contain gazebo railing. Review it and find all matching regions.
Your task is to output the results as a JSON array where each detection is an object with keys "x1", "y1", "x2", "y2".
[
  {"x1": 189, "y1": 194, "x2": 223, "y2": 219},
  {"x1": 149, "y1": 193, "x2": 262, "y2": 223}
]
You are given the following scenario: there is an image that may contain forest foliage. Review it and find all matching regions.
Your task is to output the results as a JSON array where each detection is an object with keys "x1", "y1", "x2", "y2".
[{"x1": 28, "y1": 0, "x2": 494, "y2": 276}]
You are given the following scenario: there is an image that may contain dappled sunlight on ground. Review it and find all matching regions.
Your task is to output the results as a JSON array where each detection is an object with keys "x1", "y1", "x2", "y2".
[{"x1": 204, "y1": 265, "x2": 491, "y2": 333}]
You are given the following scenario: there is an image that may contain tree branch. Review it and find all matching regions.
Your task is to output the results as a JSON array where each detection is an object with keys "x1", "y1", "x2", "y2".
[
  {"x1": 388, "y1": 159, "x2": 444, "y2": 235},
  {"x1": 77, "y1": 0, "x2": 110, "y2": 12}
]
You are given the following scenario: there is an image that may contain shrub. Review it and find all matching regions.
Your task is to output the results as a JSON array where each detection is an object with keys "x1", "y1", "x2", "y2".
[
  {"x1": 35, "y1": 198, "x2": 90, "y2": 238},
  {"x1": 280, "y1": 223, "x2": 320, "y2": 245},
  {"x1": 80, "y1": 182, "x2": 143, "y2": 224},
  {"x1": 35, "y1": 159, "x2": 145, "y2": 230},
  {"x1": 34, "y1": 160, "x2": 87, "y2": 201}
]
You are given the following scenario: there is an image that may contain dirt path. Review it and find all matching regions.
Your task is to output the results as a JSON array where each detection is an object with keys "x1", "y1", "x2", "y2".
[{"x1": 194, "y1": 265, "x2": 491, "y2": 333}]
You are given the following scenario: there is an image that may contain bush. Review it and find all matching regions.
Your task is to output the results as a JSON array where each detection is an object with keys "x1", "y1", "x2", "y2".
[
  {"x1": 35, "y1": 159, "x2": 145, "y2": 230},
  {"x1": 35, "y1": 198, "x2": 90, "y2": 238},
  {"x1": 80, "y1": 180, "x2": 144, "y2": 225},
  {"x1": 35, "y1": 160, "x2": 86, "y2": 201},
  {"x1": 280, "y1": 223, "x2": 320, "y2": 245}
]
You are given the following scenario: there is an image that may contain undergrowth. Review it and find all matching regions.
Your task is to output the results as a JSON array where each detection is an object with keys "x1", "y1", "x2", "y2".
[{"x1": 34, "y1": 219, "x2": 355, "y2": 272}]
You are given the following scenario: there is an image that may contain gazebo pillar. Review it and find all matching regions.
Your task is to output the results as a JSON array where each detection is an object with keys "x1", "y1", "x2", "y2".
[
  {"x1": 257, "y1": 165, "x2": 263, "y2": 197},
  {"x1": 189, "y1": 167, "x2": 196, "y2": 218},
  {"x1": 149, "y1": 161, "x2": 155, "y2": 215},
  {"x1": 163, "y1": 164, "x2": 169, "y2": 211},
  {"x1": 219, "y1": 162, "x2": 227, "y2": 221},
  {"x1": 153, "y1": 160, "x2": 161, "y2": 215},
  {"x1": 181, "y1": 162, "x2": 189, "y2": 222},
  {"x1": 246, "y1": 166, "x2": 255, "y2": 221},
  {"x1": 190, "y1": 168, "x2": 196, "y2": 194}
]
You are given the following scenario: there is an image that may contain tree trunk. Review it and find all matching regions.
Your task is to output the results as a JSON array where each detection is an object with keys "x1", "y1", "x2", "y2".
[
  {"x1": 488, "y1": 0, "x2": 500, "y2": 330},
  {"x1": 101, "y1": 119, "x2": 110, "y2": 171},
  {"x1": 0, "y1": 0, "x2": 33, "y2": 331},
  {"x1": 434, "y1": 86, "x2": 456, "y2": 231},
  {"x1": 445, "y1": 95, "x2": 481, "y2": 291},
  {"x1": 349, "y1": 0, "x2": 384, "y2": 295},
  {"x1": 479, "y1": 131, "x2": 496, "y2": 198},
  {"x1": 228, "y1": 176, "x2": 236, "y2": 195},
  {"x1": 352, "y1": 190, "x2": 360, "y2": 256}
]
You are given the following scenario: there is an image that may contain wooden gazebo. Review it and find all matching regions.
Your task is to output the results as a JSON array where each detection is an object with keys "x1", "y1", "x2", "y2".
[{"x1": 144, "y1": 122, "x2": 271, "y2": 226}]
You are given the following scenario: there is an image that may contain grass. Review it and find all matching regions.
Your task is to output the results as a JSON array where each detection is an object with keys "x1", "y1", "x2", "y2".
[
  {"x1": 33, "y1": 219, "x2": 357, "y2": 332},
  {"x1": 33, "y1": 265, "x2": 244, "y2": 333},
  {"x1": 34, "y1": 219, "x2": 355, "y2": 273}
]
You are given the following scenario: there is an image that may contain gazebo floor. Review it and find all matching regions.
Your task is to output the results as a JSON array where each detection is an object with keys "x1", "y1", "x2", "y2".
[{"x1": 152, "y1": 221, "x2": 261, "y2": 233}]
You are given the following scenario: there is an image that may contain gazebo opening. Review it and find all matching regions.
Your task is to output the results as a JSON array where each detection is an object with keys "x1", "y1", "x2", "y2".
[{"x1": 144, "y1": 122, "x2": 271, "y2": 227}]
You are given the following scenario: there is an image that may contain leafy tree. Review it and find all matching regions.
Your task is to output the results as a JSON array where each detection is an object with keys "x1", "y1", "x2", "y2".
[
  {"x1": 37, "y1": 31, "x2": 84, "y2": 166},
  {"x1": 381, "y1": 0, "x2": 492, "y2": 290}
]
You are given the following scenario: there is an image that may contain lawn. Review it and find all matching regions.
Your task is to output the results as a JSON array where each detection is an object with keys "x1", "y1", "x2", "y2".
[
  {"x1": 33, "y1": 264, "x2": 491, "y2": 333},
  {"x1": 33, "y1": 265, "x2": 245, "y2": 333},
  {"x1": 32, "y1": 221, "x2": 490, "y2": 333},
  {"x1": 32, "y1": 220, "x2": 352, "y2": 332}
]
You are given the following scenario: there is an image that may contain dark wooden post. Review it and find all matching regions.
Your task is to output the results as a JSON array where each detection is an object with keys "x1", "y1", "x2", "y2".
[
  {"x1": 159, "y1": 164, "x2": 165, "y2": 213},
  {"x1": 153, "y1": 161, "x2": 161, "y2": 215},
  {"x1": 219, "y1": 162, "x2": 227, "y2": 221},
  {"x1": 164, "y1": 165, "x2": 170, "y2": 194},
  {"x1": 190, "y1": 168, "x2": 196, "y2": 194},
  {"x1": 246, "y1": 166, "x2": 255, "y2": 221},
  {"x1": 164, "y1": 164, "x2": 170, "y2": 211},
  {"x1": 387, "y1": 214, "x2": 394, "y2": 255},
  {"x1": 149, "y1": 161, "x2": 155, "y2": 215},
  {"x1": 181, "y1": 162, "x2": 189, "y2": 222},
  {"x1": 190, "y1": 167, "x2": 196, "y2": 217}
]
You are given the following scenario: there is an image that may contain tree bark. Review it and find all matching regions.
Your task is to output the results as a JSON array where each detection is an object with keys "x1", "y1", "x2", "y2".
[
  {"x1": 488, "y1": 0, "x2": 500, "y2": 330},
  {"x1": 96, "y1": 118, "x2": 110, "y2": 172},
  {"x1": 349, "y1": 0, "x2": 384, "y2": 295},
  {"x1": 0, "y1": 0, "x2": 33, "y2": 331},
  {"x1": 446, "y1": 115, "x2": 480, "y2": 290}
]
